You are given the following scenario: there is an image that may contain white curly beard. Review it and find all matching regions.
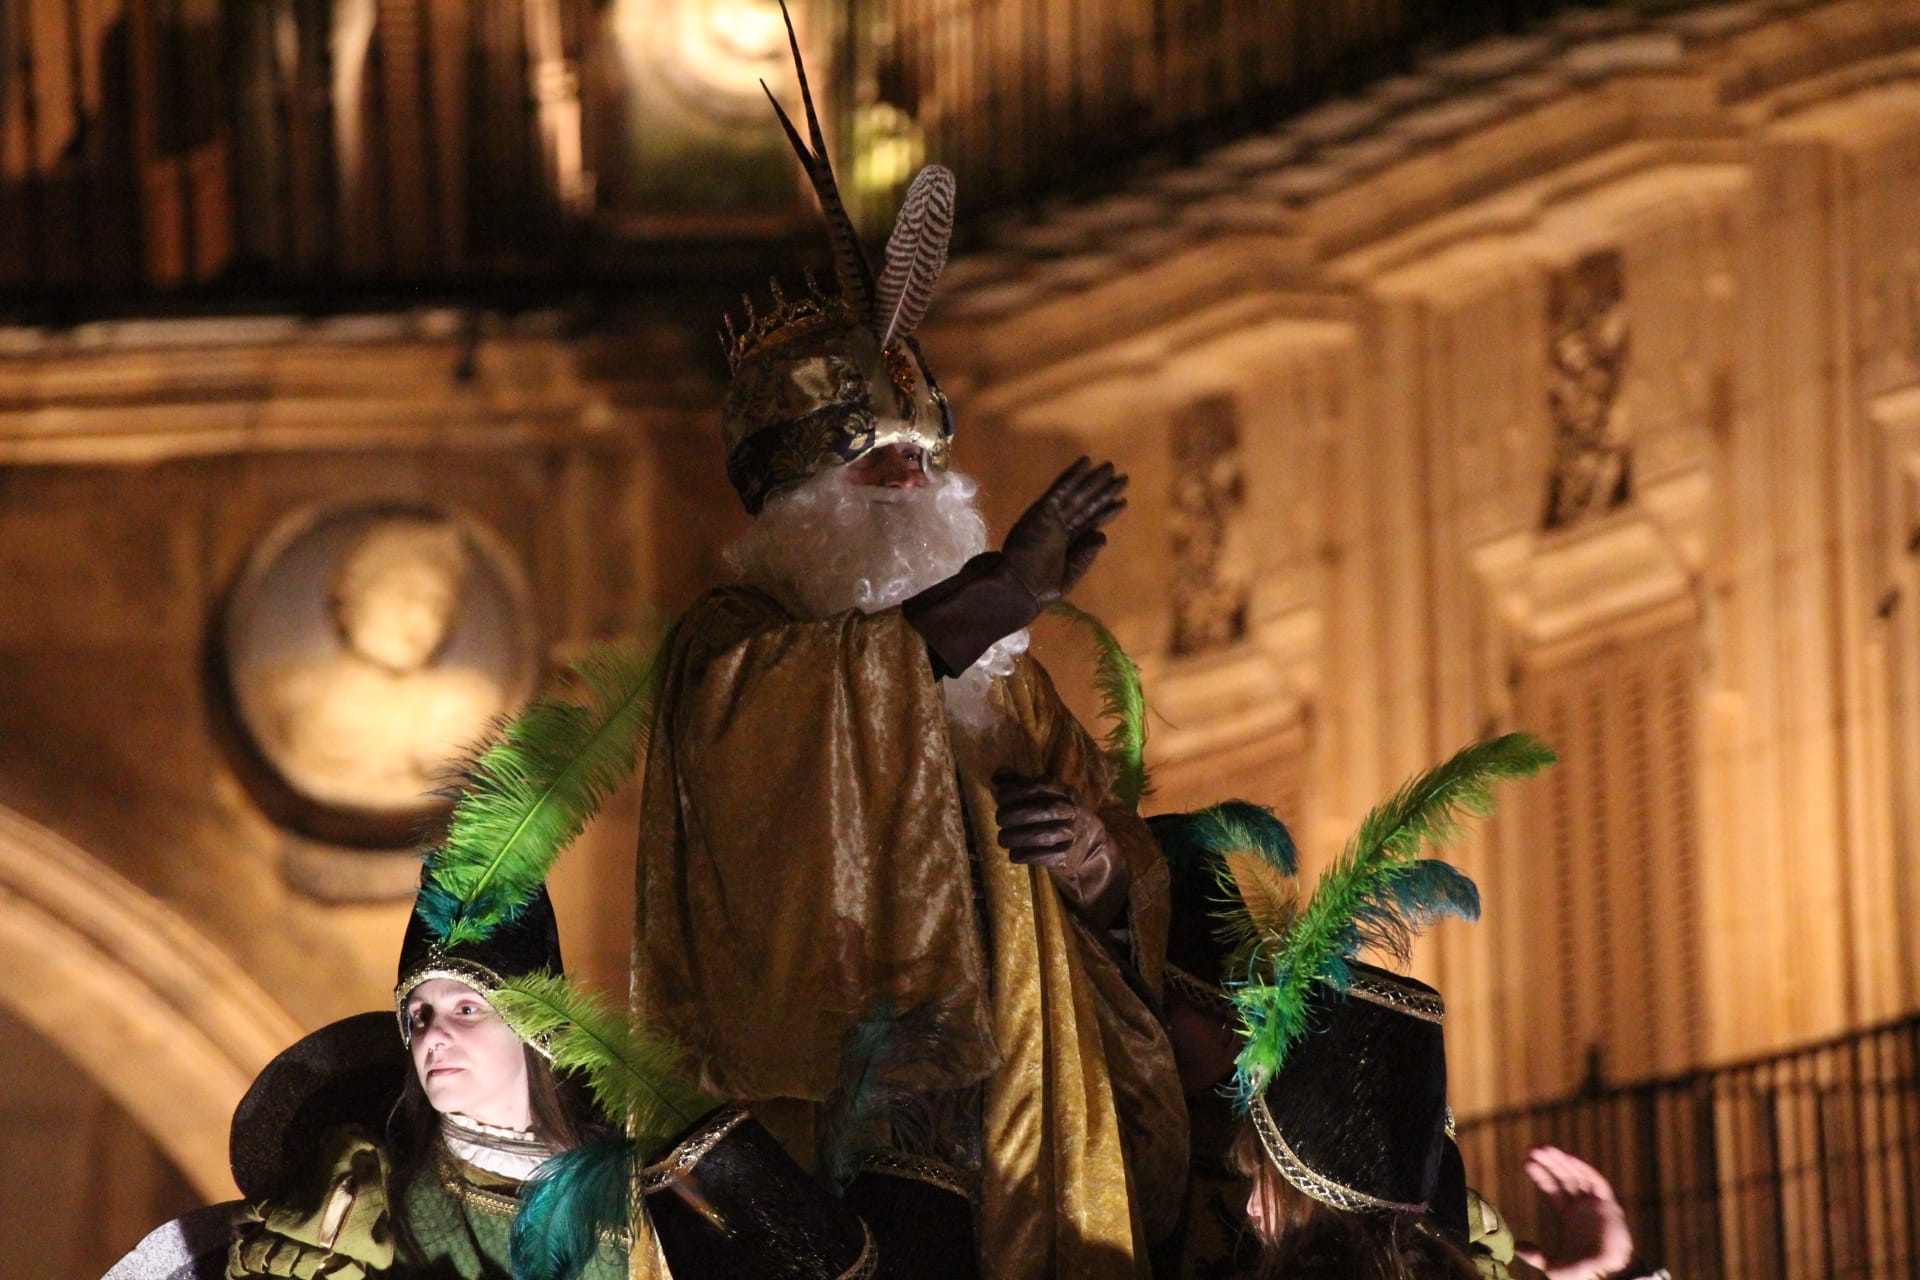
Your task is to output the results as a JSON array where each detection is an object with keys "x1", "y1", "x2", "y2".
[{"x1": 724, "y1": 466, "x2": 1028, "y2": 730}]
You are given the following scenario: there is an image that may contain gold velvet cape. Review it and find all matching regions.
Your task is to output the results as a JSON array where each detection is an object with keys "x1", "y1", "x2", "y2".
[{"x1": 633, "y1": 587, "x2": 1186, "y2": 1277}]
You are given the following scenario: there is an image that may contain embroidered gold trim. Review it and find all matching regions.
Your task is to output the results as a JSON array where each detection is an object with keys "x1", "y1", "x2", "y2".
[
  {"x1": 837, "y1": 1222, "x2": 879, "y2": 1280},
  {"x1": 856, "y1": 1150, "x2": 978, "y2": 1200},
  {"x1": 434, "y1": 1140, "x2": 633, "y2": 1249},
  {"x1": 1249, "y1": 1094, "x2": 1427, "y2": 1216},
  {"x1": 394, "y1": 954, "x2": 555, "y2": 1060},
  {"x1": 1347, "y1": 972, "x2": 1445, "y2": 1023},
  {"x1": 394, "y1": 953, "x2": 504, "y2": 1040},
  {"x1": 1166, "y1": 964, "x2": 1235, "y2": 1014},
  {"x1": 433, "y1": 1144, "x2": 520, "y2": 1220},
  {"x1": 639, "y1": 1107, "x2": 749, "y2": 1190}
]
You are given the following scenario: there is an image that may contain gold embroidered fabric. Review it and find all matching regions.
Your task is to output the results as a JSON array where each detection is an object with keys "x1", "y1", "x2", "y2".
[{"x1": 631, "y1": 587, "x2": 1185, "y2": 1278}]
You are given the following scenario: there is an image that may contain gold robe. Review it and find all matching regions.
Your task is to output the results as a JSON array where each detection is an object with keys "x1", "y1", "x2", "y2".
[{"x1": 633, "y1": 587, "x2": 1186, "y2": 1277}]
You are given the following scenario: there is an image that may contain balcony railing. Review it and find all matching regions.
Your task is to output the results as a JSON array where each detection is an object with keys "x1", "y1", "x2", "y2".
[
  {"x1": 847, "y1": 0, "x2": 1620, "y2": 212},
  {"x1": 0, "y1": 0, "x2": 1690, "y2": 307},
  {"x1": 1457, "y1": 1014, "x2": 1920, "y2": 1280}
]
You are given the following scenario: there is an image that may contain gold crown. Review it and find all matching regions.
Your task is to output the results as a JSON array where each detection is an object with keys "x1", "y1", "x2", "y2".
[{"x1": 720, "y1": 271, "x2": 861, "y2": 375}]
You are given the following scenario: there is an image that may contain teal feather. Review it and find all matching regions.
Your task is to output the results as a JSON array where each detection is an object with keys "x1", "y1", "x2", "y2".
[
  {"x1": 1150, "y1": 801, "x2": 1300, "y2": 972},
  {"x1": 1150, "y1": 801, "x2": 1297, "y2": 878},
  {"x1": 491, "y1": 972, "x2": 715, "y2": 1160},
  {"x1": 1048, "y1": 602, "x2": 1151, "y2": 808},
  {"x1": 816, "y1": 998, "x2": 962, "y2": 1194},
  {"x1": 1228, "y1": 732, "x2": 1554, "y2": 1101},
  {"x1": 418, "y1": 632, "x2": 671, "y2": 946},
  {"x1": 510, "y1": 1136, "x2": 637, "y2": 1280}
]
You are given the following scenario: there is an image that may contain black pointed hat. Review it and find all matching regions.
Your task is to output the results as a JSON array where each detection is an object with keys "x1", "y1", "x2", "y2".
[
  {"x1": 393, "y1": 879, "x2": 563, "y2": 1044},
  {"x1": 1250, "y1": 962, "x2": 1452, "y2": 1215}
]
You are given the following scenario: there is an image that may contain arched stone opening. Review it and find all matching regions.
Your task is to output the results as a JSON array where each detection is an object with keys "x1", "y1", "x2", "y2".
[{"x1": 0, "y1": 804, "x2": 303, "y2": 1201}]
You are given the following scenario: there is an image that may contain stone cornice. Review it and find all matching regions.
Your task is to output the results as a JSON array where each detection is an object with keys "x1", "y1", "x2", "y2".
[{"x1": 930, "y1": 0, "x2": 1920, "y2": 382}]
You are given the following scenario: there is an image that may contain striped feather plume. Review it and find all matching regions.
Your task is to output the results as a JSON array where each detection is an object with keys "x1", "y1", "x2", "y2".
[
  {"x1": 763, "y1": 0, "x2": 874, "y2": 317},
  {"x1": 1229, "y1": 732, "x2": 1555, "y2": 1100},
  {"x1": 1049, "y1": 601, "x2": 1152, "y2": 808},
  {"x1": 415, "y1": 634, "x2": 671, "y2": 946},
  {"x1": 875, "y1": 165, "x2": 956, "y2": 348},
  {"x1": 490, "y1": 972, "x2": 716, "y2": 1160},
  {"x1": 511, "y1": 1136, "x2": 638, "y2": 1280}
]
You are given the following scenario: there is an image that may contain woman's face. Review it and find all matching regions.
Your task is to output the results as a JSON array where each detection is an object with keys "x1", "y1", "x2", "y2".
[{"x1": 405, "y1": 978, "x2": 531, "y2": 1130}]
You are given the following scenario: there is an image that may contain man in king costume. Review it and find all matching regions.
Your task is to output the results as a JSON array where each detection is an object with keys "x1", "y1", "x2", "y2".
[{"x1": 631, "y1": 13, "x2": 1186, "y2": 1277}]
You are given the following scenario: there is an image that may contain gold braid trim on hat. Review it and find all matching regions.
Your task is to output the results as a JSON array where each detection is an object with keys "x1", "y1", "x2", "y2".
[
  {"x1": 1346, "y1": 971, "x2": 1445, "y2": 1023},
  {"x1": 838, "y1": 1223, "x2": 879, "y2": 1280},
  {"x1": 638, "y1": 1106, "x2": 751, "y2": 1190},
  {"x1": 855, "y1": 1149, "x2": 979, "y2": 1201},
  {"x1": 1166, "y1": 963, "x2": 1236, "y2": 1015},
  {"x1": 1249, "y1": 1092, "x2": 1428, "y2": 1216},
  {"x1": 393, "y1": 949, "x2": 556, "y2": 1060}
]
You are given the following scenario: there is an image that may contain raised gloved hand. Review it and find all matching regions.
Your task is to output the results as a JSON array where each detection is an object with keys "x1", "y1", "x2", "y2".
[
  {"x1": 992, "y1": 768, "x2": 1130, "y2": 930},
  {"x1": 902, "y1": 457, "x2": 1128, "y2": 678},
  {"x1": 1000, "y1": 457, "x2": 1129, "y2": 604},
  {"x1": 228, "y1": 1129, "x2": 393, "y2": 1280}
]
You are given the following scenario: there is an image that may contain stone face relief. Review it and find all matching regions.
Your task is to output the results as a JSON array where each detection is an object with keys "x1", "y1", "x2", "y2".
[
  {"x1": 1544, "y1": 249, "x2": 1632, "y2": 531},
  {"x1": 224, "y1": 504, "x2": 537, "y2": 829},
  {"x1": 1170, "y1": 393, "x2": 1252, "y2": 656}
]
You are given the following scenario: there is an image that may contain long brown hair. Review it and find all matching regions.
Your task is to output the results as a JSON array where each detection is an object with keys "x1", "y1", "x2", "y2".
[
  {"x1": 386, "y1": 1044, "x2": 610, "y2": 1264},
  {"x1": 1230, "y1": 1122, "x2": 1479, "y2": 1280}
]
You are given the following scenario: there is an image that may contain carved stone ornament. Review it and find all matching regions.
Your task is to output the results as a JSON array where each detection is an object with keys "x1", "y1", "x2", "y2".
[
  {"x1": 1170, "y1": 394, "x2": 1253, "y2": 656},
  {"x1": 223, "y1": 502, "x2": 538, "y2": 844},
  {"x1": 1543, "y1": 249, "x2": 1632, "y2": 531}
]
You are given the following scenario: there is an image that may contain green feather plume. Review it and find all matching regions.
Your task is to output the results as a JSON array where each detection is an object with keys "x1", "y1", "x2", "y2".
[
  {"x1": 1229, "y1": 732, "x2": 1555, "y2": 1098},
  {"x1": 1048, "y1": 601, "x2": 1151, "y2": 808},
  {"x1": 511, "y1": 1136, "x2": 637, "y2": 1280},
  {"x1": 491, "y1": 971, "x2": 715, "y2": 1159},
  {"x1": 417, "y1": 633, "x2": 671, "y2": 946}
]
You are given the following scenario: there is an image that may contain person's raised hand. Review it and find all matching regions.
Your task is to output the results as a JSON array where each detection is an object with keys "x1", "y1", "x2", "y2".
[
  {"x1": 1000, "y1": 457, "x2": 1128, "y2": 603},
  {"x1": 1514, "y1": 1145, "x2": 1636, "y2": 1280}
]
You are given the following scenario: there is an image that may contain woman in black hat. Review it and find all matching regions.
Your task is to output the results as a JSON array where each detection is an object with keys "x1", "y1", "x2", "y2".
[
  {"x1": 1226, "y1": 963, "x2": 1490, "y2": 1280},
  {"x1": 226, "y1": 886, "x2": 626, "y2": 1280},
  {"x1": 226, "y1": 881, "x2": 878, "y2": 1280}
]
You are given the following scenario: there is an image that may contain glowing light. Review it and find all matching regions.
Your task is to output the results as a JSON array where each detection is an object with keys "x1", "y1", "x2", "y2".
[
  {"x1": 853, "y1": 103, "x2": 925, "y2": 197},
  {"x1": 705, "y1": 0, "x2": 786, "y2": 61}
]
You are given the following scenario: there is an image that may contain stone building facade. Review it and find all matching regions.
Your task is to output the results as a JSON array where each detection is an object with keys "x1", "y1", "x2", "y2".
[{"x1": 6, "y1": 0, "x2": 1920, "y2": 1272}]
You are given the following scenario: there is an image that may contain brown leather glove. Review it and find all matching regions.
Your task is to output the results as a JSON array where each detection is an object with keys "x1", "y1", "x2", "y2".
[
  {"x1": 903, "y1": 457, "x2": 1128, "y2": 677},
  {"x1": 991, "y1": 768, "x2": 1130, "y2": 929},
  {"x1": 1000, "y1": 457, "x2": 1128, "y2": 604}
]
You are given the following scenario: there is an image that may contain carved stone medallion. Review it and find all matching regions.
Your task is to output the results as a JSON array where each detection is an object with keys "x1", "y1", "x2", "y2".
[{"x1": 223, "y1": 502, "x2": 537, "y2": 844}]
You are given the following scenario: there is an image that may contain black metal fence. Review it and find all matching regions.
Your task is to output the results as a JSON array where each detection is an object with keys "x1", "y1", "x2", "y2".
[{"x1": 1457, "y1": 1014, "x2": 1920, "y2": 1280}]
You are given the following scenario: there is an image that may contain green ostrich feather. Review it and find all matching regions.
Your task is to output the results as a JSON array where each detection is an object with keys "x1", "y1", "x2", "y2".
[
  {"x1": 492, "y1": 971, "x2": 715, "y2": 1159},
  {"x1": 1229, "y1": 732, "x2": 1555, "y2": 1098},
  {"x1": 1048, "y1": 601, "x2": 1151, "y2": 808},
  {"x1": 417, "y1": 633, "x2": 671, "y2": 946}
]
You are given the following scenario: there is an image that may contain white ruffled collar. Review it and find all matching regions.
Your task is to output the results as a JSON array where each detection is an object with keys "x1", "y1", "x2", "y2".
[{"x1": 440, "y1": 1112, "x2": 555, "y2": 1181}]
